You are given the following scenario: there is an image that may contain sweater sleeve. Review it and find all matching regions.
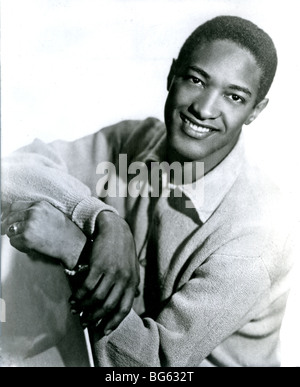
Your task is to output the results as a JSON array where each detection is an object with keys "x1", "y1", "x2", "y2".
[
  {"x1": 1, "y1": 118, "x2": 160, "y2": 234},
  {"x1": 90, "y1": 251, "x2": 273, "y2": 367},
  {"x1": 1, "y1": 131, "x2": 119, "y2": 236}
]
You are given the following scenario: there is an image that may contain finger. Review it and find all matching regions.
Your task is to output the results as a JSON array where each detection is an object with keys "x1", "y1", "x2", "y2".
[
  {"x1": 69, "y1": 255, "x2": 112, "y2": 303},
  {"x1": 101, "y1": 288, "x2": 135, "y2": 335},
  {"x1": 74, "y1": 273, "x2": 114, "y2": 308},
  {"x1": 2, "y1": 202, "x2": 32, "y2": 233},
  {"x1": 1, "y1": 210, "x2": 29, "y2": 233},
  {"x1": 9, "y1": 234, "x2": 31, "y2": 254},
  {"x1": 81, "y1": 282, "x2": 124, "y2": 327},
  {"x1": 70, "y1": 274, "x2": 103, "y2": 304},
  {"x1": 9, "y1": 201, "x2": 34, "y2": 212},
  {"x1": 6, "y1": 221, "x2": 25, "y2": 238}
]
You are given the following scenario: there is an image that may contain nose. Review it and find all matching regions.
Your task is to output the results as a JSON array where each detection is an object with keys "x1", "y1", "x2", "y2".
[{"x1": 188, "y1": 89, "x2": 221, "y2": 120}]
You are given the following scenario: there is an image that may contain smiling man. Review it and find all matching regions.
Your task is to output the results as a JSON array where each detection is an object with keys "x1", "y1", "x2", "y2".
[
  {"x1": 164, "y1": 20, "x2": 272, "y2": 172},
  {"x1": 1, "y1": 16, "x2": 295, "y2": 367}
]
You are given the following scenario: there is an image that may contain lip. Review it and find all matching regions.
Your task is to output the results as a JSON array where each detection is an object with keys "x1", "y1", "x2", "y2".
[
  {"x1": 180, "y1": 113, "x2": 219, "y2": 131},
  {"x1": 179, "y1": 113, "x2": 219, "y2": 140}
]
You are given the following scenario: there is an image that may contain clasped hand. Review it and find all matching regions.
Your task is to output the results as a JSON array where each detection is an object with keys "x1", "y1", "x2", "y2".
[{"x1": 1, "y1": 201, "x2": 140, "y2": 336}]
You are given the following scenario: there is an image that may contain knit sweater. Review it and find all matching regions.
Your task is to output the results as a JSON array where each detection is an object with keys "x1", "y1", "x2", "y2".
[{"x1": 1, "y1": 118, "x2": 295, "y2": 367}]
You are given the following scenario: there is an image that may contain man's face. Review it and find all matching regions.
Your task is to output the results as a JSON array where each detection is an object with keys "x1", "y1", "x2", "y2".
[{"x1": 164, "y1": 39, "x2": 267, "y2": 171}]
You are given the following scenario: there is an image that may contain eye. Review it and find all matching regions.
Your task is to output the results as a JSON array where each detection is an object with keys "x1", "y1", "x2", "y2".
[
  {"x1": 227, "y1": 94, "x2": 245, "y2": 104},
  {"x1": 190, "y1": 76, "x2": 204, "y2": 85},
  {"x1": 185, "y1": 75, "x2": 205, "y2": 87}
]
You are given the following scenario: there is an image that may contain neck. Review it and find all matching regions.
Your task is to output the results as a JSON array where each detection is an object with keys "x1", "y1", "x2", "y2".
[{"x1": 166, "y1": 137, "x2": 240, "y2": 182}]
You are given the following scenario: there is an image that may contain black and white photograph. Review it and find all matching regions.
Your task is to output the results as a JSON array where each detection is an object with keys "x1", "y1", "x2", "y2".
[{"x1": 1, "y1": 0, "x2": 300, "y2": 369}]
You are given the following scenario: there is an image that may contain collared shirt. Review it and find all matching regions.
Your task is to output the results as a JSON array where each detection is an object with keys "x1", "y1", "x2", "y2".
[
  {"x1": 135, "y1": 126, "x2": 245, "y2": 224},
  {"x1": 2, "y1": 117, "x2": 296, "y2": 367}
]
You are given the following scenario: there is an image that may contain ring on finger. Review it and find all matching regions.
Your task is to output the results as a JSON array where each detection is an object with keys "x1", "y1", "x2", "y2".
[{"x1": 8, "y1": 223, "x2": 18, "y2": 235}]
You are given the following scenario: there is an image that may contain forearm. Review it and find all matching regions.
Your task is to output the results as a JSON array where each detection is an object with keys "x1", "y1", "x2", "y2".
[
  {"x1": 89, "y1": 255, "x2": 271, "y2": 367},
  {"x1": 1, "y1": 119, "x2": 144, "y2": 233},
  {"x1": 2, "y1": 139, "x2": 117, "y2": 235},
  {"x1": 57, "y1": 222, "x2": 88, "y2": 270}
]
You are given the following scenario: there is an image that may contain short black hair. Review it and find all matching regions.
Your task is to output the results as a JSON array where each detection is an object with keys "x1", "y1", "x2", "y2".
[{"x1": 176, "y1": 15, "x2": 278, "y2": 103}]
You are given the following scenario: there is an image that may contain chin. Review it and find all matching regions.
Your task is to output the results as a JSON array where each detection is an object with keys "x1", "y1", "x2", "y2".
[{"x1": 167, "y1": 133, "x2": 205, "y2": 162}]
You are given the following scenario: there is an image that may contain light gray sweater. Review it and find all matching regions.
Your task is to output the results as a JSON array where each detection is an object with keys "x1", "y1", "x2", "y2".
[{"x1": 2, "y1": 118, "x2": 296, "y2": 366}]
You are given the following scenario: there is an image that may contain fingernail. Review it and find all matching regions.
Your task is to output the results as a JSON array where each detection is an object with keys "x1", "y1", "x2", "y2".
[
  {"x1": 81, "y1": 322, "x2": 88, "y2": 328},
  {"x1": 69, "y1": 300, "x2": 76, "y2": 305},
  {"x1": 71, "y1": 309, "x2": 78, "y2": 315},
  {"x1": 105, "y1": 330, "x2": 112, "y2": 336}
]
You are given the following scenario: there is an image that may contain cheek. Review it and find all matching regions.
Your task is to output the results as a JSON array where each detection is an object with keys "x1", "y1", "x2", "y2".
[
  {"x1": 167, "y1": 83, "x2": 194, "y2": 109},
  {"x1": 222, "y1": 107, "x2": 253, "y2": 132}
]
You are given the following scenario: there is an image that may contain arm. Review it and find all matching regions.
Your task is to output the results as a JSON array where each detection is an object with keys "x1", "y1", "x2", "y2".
[
  {"x1": 1, "y1": 200, "x2": 139, "y2": 334},
  {"x1": 70, "y1": 210, "x2": 140, "y2": 334},
  {"x1": 1, "y1": 200, "x2": 87, "y2": 269},
  {"x1": 1, "y1": 134, "x2": 117, "y2": 236},
  {"x1": 89, "y1": 211, "x2": 296, "y2": 368},
  {"x1": 90, "y1": 252, "x2": 272, "y2": 367},
  {"x1": 2, "y1": 118, "x2": 148, "y2": 233},
  {"x1": 1, "y1": 121, "x2": 142, "y2": 330}
]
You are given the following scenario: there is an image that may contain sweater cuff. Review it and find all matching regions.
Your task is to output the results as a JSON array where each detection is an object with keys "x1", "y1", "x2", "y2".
[{"x1": 71, "y1": 196, "x2": 118, "y2": 235}]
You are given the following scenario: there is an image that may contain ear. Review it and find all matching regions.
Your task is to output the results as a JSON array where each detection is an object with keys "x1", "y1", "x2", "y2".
[
  {"x1": 167, "y1": 59, "x2": 177, "y2": 91},
  {"x1": 245, "y1": 98, "x2": 269, "y2": 125}
]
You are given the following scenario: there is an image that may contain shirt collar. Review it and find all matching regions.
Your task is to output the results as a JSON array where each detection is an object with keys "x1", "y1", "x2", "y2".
[
  {"x1": 182, "y1": 135, "x2": 245, "y2": 222},
  {"x1": 135, "y1": 124, "x2": 245, "y2": 223}
]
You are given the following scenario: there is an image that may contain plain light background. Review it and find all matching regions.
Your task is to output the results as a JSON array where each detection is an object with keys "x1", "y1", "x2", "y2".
[{"x1": 1, "y1": 0, "x2": 300, "y2": 366}]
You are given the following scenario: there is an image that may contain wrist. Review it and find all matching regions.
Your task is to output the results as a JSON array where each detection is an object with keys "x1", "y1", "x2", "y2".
[
  {"x1": 61, "y1": 231, "x2": 87, "y2": 270},
  {"x1": 95, "y1": 210, "x2": 119, "y2": 231},
  {"x1": 65, "y1": 238, "x2": 94, "y2": 279},
  {"x1": 64, "y1": 236, "x2": 93, "y2": 277}
]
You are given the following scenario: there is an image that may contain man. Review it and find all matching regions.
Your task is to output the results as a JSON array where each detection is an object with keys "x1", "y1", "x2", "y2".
[{"x1": 1, "y1": 16, "x2": 295, "y2": 366}]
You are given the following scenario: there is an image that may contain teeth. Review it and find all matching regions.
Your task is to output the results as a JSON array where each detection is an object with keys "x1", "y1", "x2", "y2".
[
  {"x1": 189, "y1": 122, "x2": 210, "y2": 133},
  {"x1": 182, "y1": 116, "x2": 211, "y2": 133}
]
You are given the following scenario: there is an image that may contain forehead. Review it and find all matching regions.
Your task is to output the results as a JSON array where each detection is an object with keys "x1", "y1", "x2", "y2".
[{"x1": 182, "y1": 39, "x2": 262, "y2": 94}]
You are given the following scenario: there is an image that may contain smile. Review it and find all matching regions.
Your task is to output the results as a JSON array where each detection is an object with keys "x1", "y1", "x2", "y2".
[{"x1": 180, "y1": 114, "x2": 218, "y2": 139}]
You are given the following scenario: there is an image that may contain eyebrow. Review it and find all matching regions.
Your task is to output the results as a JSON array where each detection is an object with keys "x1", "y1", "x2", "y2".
[
  {"x1": 188, "y1": 65, "x2": 253, "y2": 97},
  {"x1": 228, "y1": 84, "x2": 252, "y2": 97},
  {"x1": 189, "y1": 66, "x2": 211, "y2": 80}
]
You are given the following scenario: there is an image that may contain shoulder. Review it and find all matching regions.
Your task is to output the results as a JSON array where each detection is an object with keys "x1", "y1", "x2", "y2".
[
  {"x1": 217, "y1": 162, "x2": 296, "y2": 281},
  {"x1": 225, "y1": 160, "x2": 291, "y2": 227},
  {"x1": 101, "y1": 117, "x2": 164, "y2": 149}
]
